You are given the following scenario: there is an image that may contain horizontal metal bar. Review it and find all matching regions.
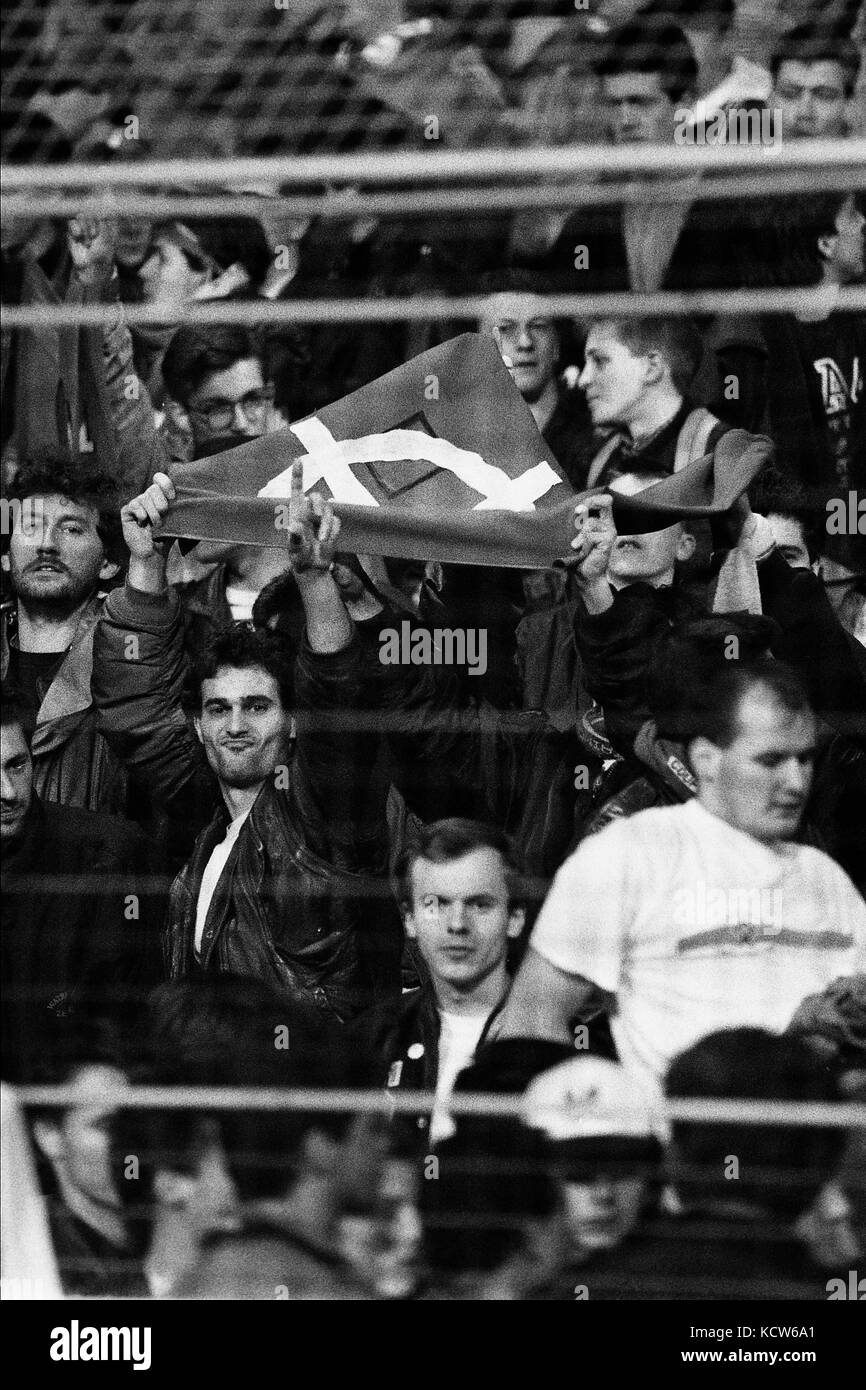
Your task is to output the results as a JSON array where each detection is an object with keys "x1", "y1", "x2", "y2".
[
  {"x1": 15, "y1": 1085, "x2": 866, "y2": 1126},
  {"x1": 6, "y1": 163, "x2": 866, "y2": 222},
  {"x1": 3, "y1": 138, "x2": 864, "y2": 190},
  {"x1": 4, "y1": 285, "x2": 865, "y2": 328}
]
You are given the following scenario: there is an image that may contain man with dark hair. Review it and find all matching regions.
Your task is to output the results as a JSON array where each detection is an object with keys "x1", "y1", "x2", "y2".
[
  {"x1": 598, "y1": 15, "x2": 698, "y2": 137},
  {"x1": 497, "y1": 661, "x2": 866, "y2": 1096},
  {"x1": 153, "y1": 321, "x2": 297, "y2": 656},
  {"x1": 753, "y1": 476, "x2": 823, "y2": 571},
  {"x1": 657, "y1": 1027, "x2": 852, "y2": 1298},
  {"x1": 771, "y1": 23, "x2": 862, "y2": 139},
  {"x1": 0, "y1": 457, "x2": 133, "y2": 812},
  {"x1": 29, "y1": 1061, "x2": 146, "y2": 1297},
  {"x1": 132, "y1": 215, "x2": 272, "y2": 404},
  {"x1": 572, "y1": 1027, "x2": 854, "y2": 1298},
  {"x1": 762, "y1": 191, "x2": 865, "y2": 603},
  {"x1": 639, "y1": 0, "x2": 771, "y2": 132},
  {"x1": 715, "y1": 188, "x2": 866, "y2": 626},
  {"x1": 1, "y1": 684, "x2": 155, "y2": 1083},
  {"x1": 161, "y1": 324, "x2": 278, "y2": 461},
  {"x1": 384, "y1": 818, "x2": 526, "y2": 1144},
  {"x1": 92, "y1": 465, "x2": 469, "y2": 1019},
  {"x1": 510, "y1": 16, "x2": 749, "y2": 293}
]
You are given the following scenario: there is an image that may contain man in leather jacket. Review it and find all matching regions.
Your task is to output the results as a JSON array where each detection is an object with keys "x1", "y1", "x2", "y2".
[{"x1": 92, "y1": 463, "x2": 410, "y2": 1021}]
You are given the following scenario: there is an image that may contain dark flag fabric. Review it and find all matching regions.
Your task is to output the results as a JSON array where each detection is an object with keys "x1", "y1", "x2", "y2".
[{"x1": 157, "y1": 333, "x2": 771, "y2": 568}]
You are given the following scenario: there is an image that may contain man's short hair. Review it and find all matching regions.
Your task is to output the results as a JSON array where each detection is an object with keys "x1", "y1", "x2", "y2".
[
  {"x1": 477, "y1": 267, "x2": 556, "y2": 300},
  {"x1": 751, "y1": 473, "x2": 822, "y2": 563},
  {"x1": 597, "y1": 17, "x2": 698, "y2": 105},
  {"x1": 395, "y1": 817, "x2": 522, "y2": 910},
  {"x1": 162, "y1": 325, "x2": 267, "y2": 406},
  {"x1": 477, "y1": 267, "x2": 577, "y2": 371},
  {"x1": 639, "y1": 0, "x2": 736, "y2": 35},
  {"x1": 194, "y1": 623, "x2": 295, "y2": 711},
  {"x1": 678, "y1": 657, "x2": 812, "y2": 750},
  {"x1": 768, "y1": 190, "x2": 854, "y2": 288},
  {"x1": 666, "y1": 1027, "x2": 846, "y2": 1218},
  {"x1": 771, "y1": 23, "x2": 861, "y2": 96},
  {"x1": 159, "y1": 216, "x2": 272, "y2": 285},
  {"x1": 594, "y1": 317, "x2": 705, "y2": 395},
  {"x1": 648, "y1": 615, "x2": 781, "y2": 740},
  {"x1": 5, "y1": 457, "x2": 123, "y2": 566}
]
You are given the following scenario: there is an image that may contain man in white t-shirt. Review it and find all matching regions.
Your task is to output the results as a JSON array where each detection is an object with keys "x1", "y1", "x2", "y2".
[
  {"x1": 383, "y1": 819, "x2": 526, "y2": 1145},
  {"x1": 497, "y1": 660, "x2": 866, "y2": 1097}
]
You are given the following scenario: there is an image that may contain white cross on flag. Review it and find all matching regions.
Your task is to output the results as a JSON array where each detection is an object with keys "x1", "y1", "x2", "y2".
[
  {"x1": 158, "y1": 333, "x2": 577, "y2": 566},
  {"x1": 158, "y1": 332, "x2": 770, "y2": 567}
]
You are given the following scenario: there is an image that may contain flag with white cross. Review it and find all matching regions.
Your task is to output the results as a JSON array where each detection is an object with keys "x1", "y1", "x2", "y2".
[{"x1": 158, "y1": 333, "x2": 769, "y2": 568}]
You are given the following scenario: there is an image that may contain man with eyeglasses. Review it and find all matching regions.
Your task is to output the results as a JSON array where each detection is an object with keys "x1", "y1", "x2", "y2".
[
  {"x1": 155, "y1": 324, "x2": 297, "y2": 644},
  {"x1": 161, "y1": 325, "x2": 277, "y2": 461}
]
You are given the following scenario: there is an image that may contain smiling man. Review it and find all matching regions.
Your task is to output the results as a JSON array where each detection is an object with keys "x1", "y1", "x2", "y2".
[
  {"x1": 385, "y1": 819, "x2": 526, "y2": 1144},
  {"x1": 498, "y1": 660, "x2": 866, "y2": 1096},
  {"x1": 92, "y1": 465, "x2": 405, "y2": 1019}
]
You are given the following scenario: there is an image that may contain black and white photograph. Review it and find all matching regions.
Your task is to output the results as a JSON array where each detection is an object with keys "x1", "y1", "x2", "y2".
[{"x1": 1, "y1": 0, "x2": 864, "y2": 1354}]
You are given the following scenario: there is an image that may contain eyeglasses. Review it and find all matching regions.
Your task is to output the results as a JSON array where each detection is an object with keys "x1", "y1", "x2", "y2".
[{"x1": 190, "y1": 387, "x2": 275, "y2": 431}]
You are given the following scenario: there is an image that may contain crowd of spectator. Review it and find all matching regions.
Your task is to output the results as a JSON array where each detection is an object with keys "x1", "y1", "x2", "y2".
[{"x1": 1, "y1": 0, "x2": 865, "y2": 1300}]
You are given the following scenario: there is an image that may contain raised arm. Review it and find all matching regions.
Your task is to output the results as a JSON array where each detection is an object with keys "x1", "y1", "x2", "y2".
[
  {"x1": 92, "y1": 473, "x2": 210, "y2": 809},
  {"x1": 68, "y1": 215, "x2": 171, "y2": 500}
]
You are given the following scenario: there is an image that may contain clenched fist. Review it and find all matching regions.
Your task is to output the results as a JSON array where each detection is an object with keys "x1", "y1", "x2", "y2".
[{"x1": 121, "y1": 473, "x2": 176, "y2": 561}]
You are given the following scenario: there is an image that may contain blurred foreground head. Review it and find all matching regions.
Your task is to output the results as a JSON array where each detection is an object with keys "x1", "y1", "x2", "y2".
[{"x1": 666, "y1": 1027, "x2": 846, "y2": 1220}]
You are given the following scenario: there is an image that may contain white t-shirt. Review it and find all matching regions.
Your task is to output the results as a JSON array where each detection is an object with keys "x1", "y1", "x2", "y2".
[
  {"x1": 224, "y1": 585, "x2": 258, "y2": 623},
  {"x1": 194, "y1": 811, "x2": 251, "y2": 958},
  {"x1": 531, "y1": 799, "x2": 866, "y2": 1096},
  {"x1": 430, "y1": 1011, "x2": 490, "y2": 1145}
]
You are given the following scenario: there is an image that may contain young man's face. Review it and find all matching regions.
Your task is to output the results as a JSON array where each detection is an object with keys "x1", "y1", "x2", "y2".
[
  {"x1": 139, "y1": 233, "x2": 209, "y2": 306},
  {"x1": 186, "y1": 358, "x2": 274, "y2": 456},
  {"x1": 115, "y1": 217, "x2": 154, "y2": 271},
  {"x1": 822, "y1": 193, "x2": 866, "y2": 285},
  {"x1": 3, "y1": 493, "x2": 114, "y2": 609},
  {"x1": 562, "y1": 1175, "x2": 646, "y2": 1254},
  {"x1": 773, "y1": 60, "x2": 850, "y2": 139},
  {"x1": 151, "y1": 1117, "x2": 244, "y2": 1291},
  {"x1": 341, "y1": 1155, "x2": 422, "y2": 1299},
  {"x1": 579, "y1": 323, "x2": 655, "y2": 430},
  {"x1": 695, "y1": 686, "x2": 817, "y2": 844},
  {"x1": 603, "y1": 72, "x2": 678, "y2": 145},
  {"x1": 606, "y1": 473, "x2": 695, "y2": 589},
  {"x1": 35, "y1": 1065, "x2": 130, "y2": 1217},
  {"x1": 0, "y1": 720, "x2": 32, "y2": 841},
  {"x1": 767, "y1": 513, "x2": 812, "y2": 569},
  {"x1": 195, "y1": 667, "x2": 291, "y2": 792},
  {"x1": 478, "y1": 293, "x2": 560, "y2": 403},
  {"x1": 405, "y1": 847, "x2": 524, "y2": 997}
]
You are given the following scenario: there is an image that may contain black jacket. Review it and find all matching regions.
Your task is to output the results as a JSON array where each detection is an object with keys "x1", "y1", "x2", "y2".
[
  {"x1": 1, "y1": 795, "x2": 157, "y2": 1082},
  {"x1": 92, "y1": 583, "x2": 487, "y2": 1018},
  {"x1": 380, "y1": 984, "x2": 511, "y2": 1152}
]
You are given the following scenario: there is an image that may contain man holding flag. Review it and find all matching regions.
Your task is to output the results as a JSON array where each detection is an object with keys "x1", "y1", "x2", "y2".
[{"x1": 92, "y1": 462, "x2": 414, "y2": 1020}]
